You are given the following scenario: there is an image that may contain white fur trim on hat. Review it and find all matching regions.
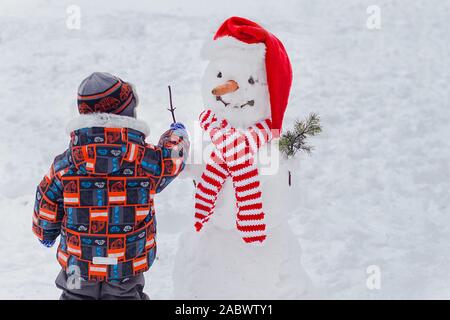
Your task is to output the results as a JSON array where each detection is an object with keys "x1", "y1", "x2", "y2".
[
  {"x1": 201, "y1": 36, "x2": 266, "y2": 62},
  {"x1": 66, "y1": 113, "x2": 150, "y2": 136}
]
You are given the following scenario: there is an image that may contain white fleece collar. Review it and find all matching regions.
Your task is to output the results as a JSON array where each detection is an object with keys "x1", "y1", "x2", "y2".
[{"x1": 66, "y1": 113, "x2": 150, "y2": 136}]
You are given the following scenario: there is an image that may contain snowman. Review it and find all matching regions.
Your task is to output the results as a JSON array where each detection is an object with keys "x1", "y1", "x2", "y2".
[{"x1": 173, "y1": 17, "x2": 313, "y2": 299}]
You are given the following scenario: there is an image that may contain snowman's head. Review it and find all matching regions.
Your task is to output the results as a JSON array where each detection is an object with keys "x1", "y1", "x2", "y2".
[{"x1": 202, "y1": 41, "x2": 271, "y2": 128}]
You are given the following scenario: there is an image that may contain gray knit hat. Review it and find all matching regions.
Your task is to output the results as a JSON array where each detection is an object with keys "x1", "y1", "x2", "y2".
[{"x1": 77, "y1": 72, "x2": 137, "y2": 118}]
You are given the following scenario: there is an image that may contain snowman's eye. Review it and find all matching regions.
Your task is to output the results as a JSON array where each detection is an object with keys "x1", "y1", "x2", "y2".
[
  {"x1": 248, "y1": 76, "x2": 255, "y2": 85},
  {"x1": 217, "y1": 72, "x2": 222, "y2": 78}
]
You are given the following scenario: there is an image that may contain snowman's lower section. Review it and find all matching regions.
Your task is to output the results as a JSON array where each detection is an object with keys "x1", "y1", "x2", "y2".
[{"x1": 172, "y1": 223, "x2": 314, "y2": 299}]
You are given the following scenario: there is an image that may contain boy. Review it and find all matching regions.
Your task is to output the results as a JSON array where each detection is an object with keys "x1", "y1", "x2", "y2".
[{"x1": 32, "y1": 72, "x2": 189, "y2": 300}]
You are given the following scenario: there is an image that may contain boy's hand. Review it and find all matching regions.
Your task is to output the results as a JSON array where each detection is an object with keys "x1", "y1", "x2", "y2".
[{"x1": 39, "y1": 239, "x2": 56, "y2": 248}]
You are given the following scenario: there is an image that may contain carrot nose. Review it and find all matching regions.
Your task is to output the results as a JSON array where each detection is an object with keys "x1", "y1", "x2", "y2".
[{"x1": 211, "y1": 80, "x2": 239, "y2": 96}]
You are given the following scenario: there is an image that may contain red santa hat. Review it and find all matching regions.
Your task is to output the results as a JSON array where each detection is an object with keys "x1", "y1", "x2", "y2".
[{"x1": 203, "y1": 16, "x2": 293, "y2": 136}]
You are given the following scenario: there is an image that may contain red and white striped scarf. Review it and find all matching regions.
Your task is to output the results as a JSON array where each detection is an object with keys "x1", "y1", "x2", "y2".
[{"x1": 194, "y1": 109, "x2": 273, "y2": 244}]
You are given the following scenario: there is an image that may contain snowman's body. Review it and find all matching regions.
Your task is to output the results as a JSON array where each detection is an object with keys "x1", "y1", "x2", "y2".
[{"x1": 173, "y1": 32, "x2": 313, "y2": 299}]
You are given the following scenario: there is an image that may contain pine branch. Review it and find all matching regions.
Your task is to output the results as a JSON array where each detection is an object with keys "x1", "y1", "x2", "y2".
[{"x1": 279, "y1": 113, "x2": 322, "y2": 159}]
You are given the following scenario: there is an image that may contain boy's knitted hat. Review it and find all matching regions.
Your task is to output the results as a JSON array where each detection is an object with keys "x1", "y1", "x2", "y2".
[{"x1": 77, "y1": 72, "x2": 137, "y2": 117}]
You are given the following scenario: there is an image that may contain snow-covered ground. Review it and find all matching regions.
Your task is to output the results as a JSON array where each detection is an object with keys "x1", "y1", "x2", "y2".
[{"x1": 0, "y1": 0, "x2": 449, "y2": 299}]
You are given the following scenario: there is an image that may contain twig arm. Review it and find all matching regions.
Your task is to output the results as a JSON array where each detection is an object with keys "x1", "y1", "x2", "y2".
[{"x1": 167, "y1": 85, "x2": 177, "y2": 123}]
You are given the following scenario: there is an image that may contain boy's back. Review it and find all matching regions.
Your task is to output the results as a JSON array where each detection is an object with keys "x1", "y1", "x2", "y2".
[{"x1": 32, "y1": 72, "x2": 189, "y2": 299}]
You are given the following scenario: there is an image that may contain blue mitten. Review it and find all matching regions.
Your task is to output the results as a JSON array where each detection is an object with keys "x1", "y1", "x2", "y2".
[
  {"x1": 39, "y1": 239, "x2": 55, "y2": 248},
  {"x1": 170, "y1": 122, "x2": 186, "y2": 131}
]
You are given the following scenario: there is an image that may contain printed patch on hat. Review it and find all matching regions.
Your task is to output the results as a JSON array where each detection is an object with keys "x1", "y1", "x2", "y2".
[
  {"x1": 79, "y1": 102, "x2": 93, "y2": 114},
  {"x1": 94, "y1": 97, "x2": 121, "y2": 113},
  {"x1": 120, "y1": 83, "x2": 132, "y2": 101}
]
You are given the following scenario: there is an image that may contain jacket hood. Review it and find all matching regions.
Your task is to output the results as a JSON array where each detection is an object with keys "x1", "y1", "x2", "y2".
[
  {"x1": 67, "y1": 113, "x2": 149, "y2": 175},
  {"x1": 67, "y1": 113, "x2": 150, "y2": 136}
]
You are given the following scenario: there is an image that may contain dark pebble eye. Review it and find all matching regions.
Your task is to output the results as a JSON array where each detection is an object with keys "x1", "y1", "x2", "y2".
[
  {"x1": 217, "y1": 72, "x2": 222, "y2": 78},
  {"x1": 248, "y1": 76, "x2": 255, "y2": 84}
]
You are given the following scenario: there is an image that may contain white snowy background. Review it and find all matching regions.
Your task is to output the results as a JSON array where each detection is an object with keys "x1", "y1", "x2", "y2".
[{"x1": 0, "y1": 0, "x2": 449, "y2": 299}]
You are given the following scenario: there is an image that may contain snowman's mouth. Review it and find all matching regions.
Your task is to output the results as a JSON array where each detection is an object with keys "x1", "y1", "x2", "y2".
[
  {"x1": 216, "y1": 96, "x2": 255, "y2": 109},
  {"x1": 216, "y1": 96, "x2": 229, "y2": 107},
  {"x1": 238, "y1": 100, "x2": 255, "y2": 109}
]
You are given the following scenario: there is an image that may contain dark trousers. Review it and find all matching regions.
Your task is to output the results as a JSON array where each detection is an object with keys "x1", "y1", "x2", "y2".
[{"x1": 55, "y1": 269, "x2": 149, "y2": 300}]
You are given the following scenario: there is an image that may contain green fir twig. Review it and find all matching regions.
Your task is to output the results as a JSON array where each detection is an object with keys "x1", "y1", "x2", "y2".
[
  {"x1": 279, "y1": 113, "x2": 322, "y2": 187},
  {"x1": 279, "y1": 113, "x2": 322, "y2": 159}
]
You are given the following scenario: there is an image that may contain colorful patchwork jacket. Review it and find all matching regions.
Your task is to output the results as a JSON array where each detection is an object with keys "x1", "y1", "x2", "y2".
[{"x1": 32, "y1": 113, "x2": 189, "y2": 282}]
